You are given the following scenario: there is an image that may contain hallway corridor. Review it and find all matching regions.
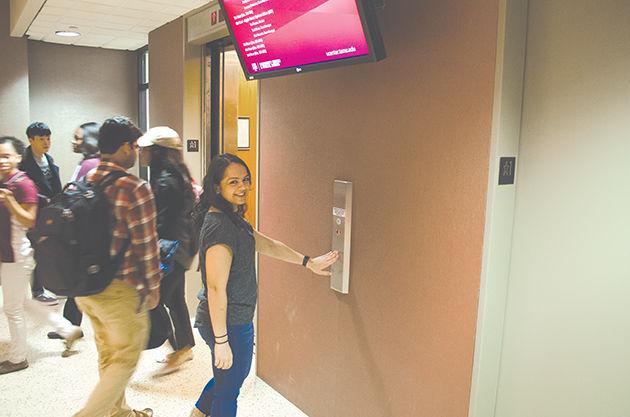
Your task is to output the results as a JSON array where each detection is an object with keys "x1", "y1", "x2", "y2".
[{"x1": 0, "y1": 294, "x2": 308, "y2": 417}]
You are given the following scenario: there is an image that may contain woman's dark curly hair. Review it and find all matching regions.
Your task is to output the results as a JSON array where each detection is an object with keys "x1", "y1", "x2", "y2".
[{"x1": 192, "y1": 153, "x2": 251, "y2": 229}]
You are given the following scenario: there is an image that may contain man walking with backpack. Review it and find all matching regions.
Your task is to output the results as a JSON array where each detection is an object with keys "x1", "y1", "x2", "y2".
[{"x1": 72, "y1": 116, "x2": 161, "y2": 417}]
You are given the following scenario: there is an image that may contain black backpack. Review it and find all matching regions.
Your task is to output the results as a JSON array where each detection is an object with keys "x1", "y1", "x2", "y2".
[
  {"x1": 171, "y1": 209, "x2": 200, "y2": 270},
  {"x1": 30, "y1": 171, "x2": 130, "y2": 297}
]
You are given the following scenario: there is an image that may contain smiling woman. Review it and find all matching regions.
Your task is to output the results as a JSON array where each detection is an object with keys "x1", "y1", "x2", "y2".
[
  {"x1": 219, "y1": 163, "x2": 251, "y2": 207},
  {"x1": 188, "y1": 153, "x2": 339, "y2": 417}
]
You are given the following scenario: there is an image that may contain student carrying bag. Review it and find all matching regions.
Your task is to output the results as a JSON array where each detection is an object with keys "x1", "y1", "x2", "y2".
[{"x1": 29, "y1": 171, "x2": 130, "y2": 297}]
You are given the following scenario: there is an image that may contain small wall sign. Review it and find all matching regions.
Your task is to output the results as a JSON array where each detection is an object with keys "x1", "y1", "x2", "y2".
[
  {"x1": 237, "y1": 117, "x2": 250, "y2": 149},
  {"x1": 187, "y1": 139, "x2": 200, "y2": 152},
  {"x1": 498, "y1": 157, "x2": 516, "y2": 185}
]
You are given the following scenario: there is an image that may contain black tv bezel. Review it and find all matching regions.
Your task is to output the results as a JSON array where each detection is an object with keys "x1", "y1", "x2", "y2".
[{"x1": 218, "y1": 0, "x2": 386, "y2": 80}]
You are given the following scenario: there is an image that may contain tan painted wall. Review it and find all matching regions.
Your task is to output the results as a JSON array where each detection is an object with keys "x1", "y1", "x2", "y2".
[
  {"x1": 28, "y1": 41, "x2": 138, "y2": 183},
  {"x1": 494, "y1": 1, "x2": 630, "y2": 416},
  {"x1": 0, "y1": 0, "x2": 29, "y2": 140},
  {"x1": 257, "y1": 1, "x2": 500, "y2": 417}
]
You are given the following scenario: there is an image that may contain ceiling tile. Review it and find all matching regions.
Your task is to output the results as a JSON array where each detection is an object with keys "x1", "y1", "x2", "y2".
[
  {"x1": 27, "y1": 0, "x2": 210, "y2": 50},
  {"x1": 39, "y1": 6, "x2": 67, "y2": 16},
  {"x1": 103, "y1": 37, "x2": 148, "y2": 50},
  {"x1": 31, "y1": 14, "x2": 62, "y2": 24},
  {"x1": 90, "y1": 21, "x2": 135, "y2": 32},
  {"x1": 73, "y1": 34, "x2": 117, "y2": 46},
  {"x1": 28, "y1": 33, "x2": 46, "y2": 41},
  {"x1": 47, "y1": 0, "x2": 79, "y2": 8}
]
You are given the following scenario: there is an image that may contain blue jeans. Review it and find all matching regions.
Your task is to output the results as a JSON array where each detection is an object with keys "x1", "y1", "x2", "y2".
[{"x1": 195, "y1": 323, "x2": 254, "y2": 417}]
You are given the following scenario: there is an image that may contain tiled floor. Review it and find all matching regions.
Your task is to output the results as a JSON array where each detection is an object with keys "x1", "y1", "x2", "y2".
[{"x1": 0, "y1": 294, "x2": 308, "y2": 417}]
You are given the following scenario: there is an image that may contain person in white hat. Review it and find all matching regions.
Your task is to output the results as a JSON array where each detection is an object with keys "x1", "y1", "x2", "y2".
[{"x1": 138, "y1": 126, "x2": 197, "y2": 374}]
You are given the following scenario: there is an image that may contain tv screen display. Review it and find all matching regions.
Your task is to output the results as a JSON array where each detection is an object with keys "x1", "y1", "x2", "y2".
[{"x1": 219, "y1": 0, "x2": 386, "y2": 80}]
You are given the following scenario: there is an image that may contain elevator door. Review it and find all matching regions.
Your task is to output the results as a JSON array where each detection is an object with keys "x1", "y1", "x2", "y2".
[
  {"x1": 205, "y1": 42, "x2": 259, "y2": 227},
  {"x1": 203, "y1": 40, "x2": 260, "y2": 383}
]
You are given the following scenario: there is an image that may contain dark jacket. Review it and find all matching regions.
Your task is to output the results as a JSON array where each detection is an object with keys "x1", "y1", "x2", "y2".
[
  {"x1": 19, "y1": 146, "x2": 62, "y2": 206},
  {"x1": 152, "y1": 167, "x2": 195, "y2": 251}
]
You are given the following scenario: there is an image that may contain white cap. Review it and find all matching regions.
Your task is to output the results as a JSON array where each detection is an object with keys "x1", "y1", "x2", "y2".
[{"x1": 137, "y1": 126, "x2": 182, "y2": 150}]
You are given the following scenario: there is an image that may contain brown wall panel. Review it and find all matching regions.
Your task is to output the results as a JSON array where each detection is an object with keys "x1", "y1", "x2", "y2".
[
  {"x1": 257, "y1": 1, "x2": 499, "y2": 416},
  {"x1": 148, "y1": 18, "x2": 204, "y2": 317},
  {"x1": 149, "y1": 17, "x2": 185, "y2": 135},
  {"x1": 149, "y1": 16, "x2": 203, "y2": 182}
]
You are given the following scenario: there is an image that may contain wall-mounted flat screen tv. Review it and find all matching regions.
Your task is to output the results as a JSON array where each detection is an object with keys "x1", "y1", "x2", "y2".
[{"x1": 218, "y1": 0, "x2": 386, "y2": 80}]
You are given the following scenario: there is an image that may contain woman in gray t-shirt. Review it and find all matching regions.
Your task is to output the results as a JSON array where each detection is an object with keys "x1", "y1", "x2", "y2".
[{"x1": 190, "y1": 153, "x2": 338, "y2": 417}]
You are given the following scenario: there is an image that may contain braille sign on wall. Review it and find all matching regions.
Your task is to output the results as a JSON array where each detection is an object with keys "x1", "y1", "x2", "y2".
[
  {"x1": 187, "y1": 139, "x2": 200, "y2": 152},
  {"x1": 498, "y1": 157, "x2": 517, "y2": 185}
]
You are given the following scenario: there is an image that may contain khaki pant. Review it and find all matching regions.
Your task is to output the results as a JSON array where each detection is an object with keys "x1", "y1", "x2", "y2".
[{"x1": 74, "y1": 280, "x2": 149, "y2": 417}]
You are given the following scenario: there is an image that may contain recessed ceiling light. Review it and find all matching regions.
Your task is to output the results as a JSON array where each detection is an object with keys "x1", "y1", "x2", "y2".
[{"x1": 55, "y1": 30, "x2": 81, "y2": 37}]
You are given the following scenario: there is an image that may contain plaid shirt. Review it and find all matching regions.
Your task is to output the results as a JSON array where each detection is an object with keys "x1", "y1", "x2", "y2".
[{"x1": 89, "y1": 161, "x2": 161, "y2": 292}]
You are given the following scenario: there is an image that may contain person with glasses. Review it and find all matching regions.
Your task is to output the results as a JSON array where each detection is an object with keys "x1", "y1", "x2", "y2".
[{"x1": 0, "y1": 136, "x2": 81, "y2": 375}]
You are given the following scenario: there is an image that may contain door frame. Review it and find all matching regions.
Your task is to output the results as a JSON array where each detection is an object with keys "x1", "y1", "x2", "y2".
[{"x1": 468, "y1": 1, "x2": 528, "y2": 416}]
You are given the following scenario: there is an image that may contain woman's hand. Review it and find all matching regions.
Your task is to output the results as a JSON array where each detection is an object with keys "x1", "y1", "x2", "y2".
[
  {"x1": 0, "y1": 188, "x2": 14, "y2": 208},
  {"x1": 0, "y1": 189, "x2": 36, "y2": 228},
  {"x1": 307, "y1": 251, "x2": 340, "y2": 276},
  {"x1": 214, "y1": 342, "x2": 233, "y2": 370}
]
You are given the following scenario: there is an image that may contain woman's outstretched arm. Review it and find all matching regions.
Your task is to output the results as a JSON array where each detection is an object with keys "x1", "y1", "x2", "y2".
[{"x1": 254, "y1": 230, "x2": 339, "y2": 276}]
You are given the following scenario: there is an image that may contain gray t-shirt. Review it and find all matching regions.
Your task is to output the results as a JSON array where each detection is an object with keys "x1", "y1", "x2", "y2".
[{"x1": 194, "y1": 212, "x2": 257, "y2": 327}]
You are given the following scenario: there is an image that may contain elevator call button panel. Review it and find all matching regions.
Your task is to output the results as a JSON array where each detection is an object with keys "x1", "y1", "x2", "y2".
[{"x1": 331, "y1": 180, "x2": 352, "y2": 294}]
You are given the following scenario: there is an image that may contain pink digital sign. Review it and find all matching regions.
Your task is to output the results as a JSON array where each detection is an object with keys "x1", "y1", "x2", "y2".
[{"x1": 221, "y1": 0, "x2": 372, "y2": 77}]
